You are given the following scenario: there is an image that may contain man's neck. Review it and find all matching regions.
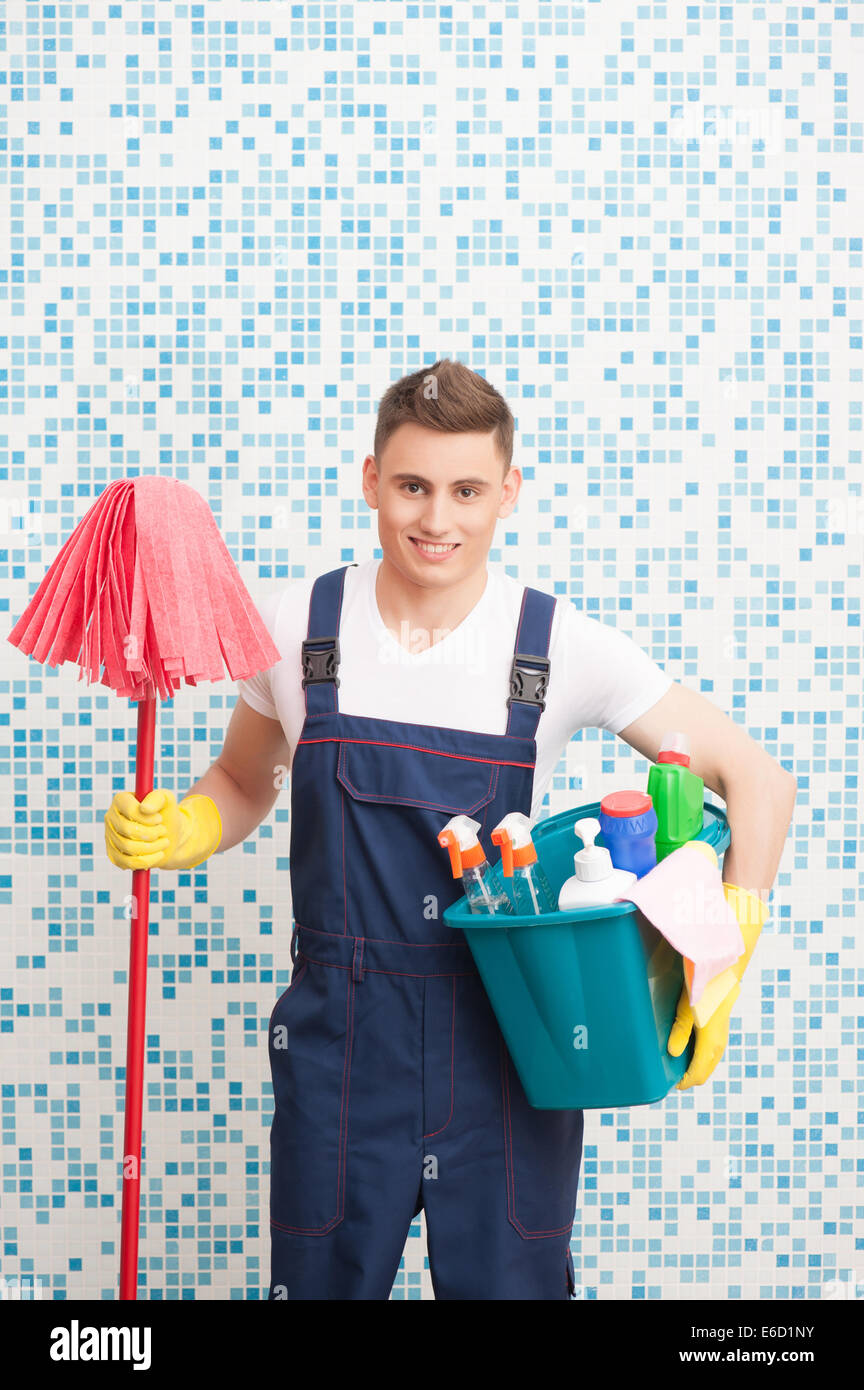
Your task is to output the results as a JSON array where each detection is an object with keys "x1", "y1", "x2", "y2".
[{"x1": 374, "y1": 554, "x2": 490, "y2": 654}]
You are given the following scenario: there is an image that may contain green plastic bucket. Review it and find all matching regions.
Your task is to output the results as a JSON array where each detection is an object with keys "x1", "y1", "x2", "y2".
[{"x1": 442, "y1": 800, "x2": 731, "y2": 1110}]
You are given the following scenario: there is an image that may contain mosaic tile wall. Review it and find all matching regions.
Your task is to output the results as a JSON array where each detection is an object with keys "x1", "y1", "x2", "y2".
[{"x1": 1, "y1": 1, "x2": 860, "y2": 1300}]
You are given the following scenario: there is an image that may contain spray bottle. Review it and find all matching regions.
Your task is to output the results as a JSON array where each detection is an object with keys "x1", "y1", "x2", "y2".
[
  {"x1": 491, "y1": 812, "x2": 557, "y2": 915},
  {"x1": 557, "y1": 816, "x2": 638, "y2": 910},
  {"x1": 438, "y1": 814, "x2": 514, "y2": 915},
  {"x1": 646, "y1": 730, "x2": 705, "y2": 861}
]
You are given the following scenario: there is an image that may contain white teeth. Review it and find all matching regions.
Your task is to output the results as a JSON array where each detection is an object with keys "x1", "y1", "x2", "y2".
[{"x1": 413, "y1": 539, "x2": 457, "y2": 554}]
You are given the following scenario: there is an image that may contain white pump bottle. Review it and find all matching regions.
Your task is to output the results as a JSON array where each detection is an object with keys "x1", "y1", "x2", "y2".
[{"x1": 557, "y1": 816, "x2": 638, "y2": 910}]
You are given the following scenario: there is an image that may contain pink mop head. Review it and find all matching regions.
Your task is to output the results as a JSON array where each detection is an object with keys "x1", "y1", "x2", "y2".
[{"x1": 7, "y1": 476, "x2": 282, "y2": 701}]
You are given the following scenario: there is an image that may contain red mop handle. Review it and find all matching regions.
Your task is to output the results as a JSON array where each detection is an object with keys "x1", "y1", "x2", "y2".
[{"x1": 119, "y1": 693, "x2": 156, "y2": 1301}]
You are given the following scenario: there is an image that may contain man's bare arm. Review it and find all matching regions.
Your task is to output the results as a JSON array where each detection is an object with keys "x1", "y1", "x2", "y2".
[
  {"x1": 617, "y1": 681, "x2": 797, "y2": 903},
  {"x1": 186, "y1": 696, "x2": 290, "y2": 853}
]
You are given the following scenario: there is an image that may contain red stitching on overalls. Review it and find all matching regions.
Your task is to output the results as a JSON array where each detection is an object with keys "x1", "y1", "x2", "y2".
[
  {"x1": 352, "y1": 936, "x2": 365, "y2": 983},
  {"x1": 475, "y1": 766, "x2": 501, "y2": 838},
  {"x1": 270, "y1": 969, "x2": 355, "y2": 1237},
  {"x1": 282, "y1": 572, "x2": 559, "y2": 1252},
  {"x1": 337, "y1": 742, "x2": 497, "y2": 814},
  {"x1": 297, "y1": 924, "x2": 474, "y2": 950},
  {"x1": 423, "y1": 976, "x2": 456, "y2": 1139},
  {"x1": 285, "y1": 955, "x2": 478, "y2": 980},
  {"x1": 267, "y1": 957, "x2": 309, "y2": 1032},
  {"x1": 285, "y1": 956, "x2": 308, "y2": 995},
  {"x1": 340, "y1": 783, "x2": 348, "y2": 937},
  {"x1": 336, "y1": 969, "x2": 355, "y2": 1221},
  {"x1": 299, "y1": 735, "x2": 534, "y2": 769},
  {"x1": 501, "y1": 1039, "x2": 575, "y2": 1239},
  {"x1": 292, "y1": 927, "x2": 480, "y2": 976}
]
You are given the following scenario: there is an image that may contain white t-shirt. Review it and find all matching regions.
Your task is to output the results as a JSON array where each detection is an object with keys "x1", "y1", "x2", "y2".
[{"x1": 236, "y1": 558, "x2": 673, "y2": 822}]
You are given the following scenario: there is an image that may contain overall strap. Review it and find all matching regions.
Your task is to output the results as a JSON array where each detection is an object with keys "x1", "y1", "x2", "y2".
[
  {"x1": 301, "y1": 564, "x2": 356, "y2": 716},
  {"x1": 505, "y1": 585, "x2": 556, "y2": 739},
  {"x1": 302, "y1": 563, "x2": 556, "y2": 736}
]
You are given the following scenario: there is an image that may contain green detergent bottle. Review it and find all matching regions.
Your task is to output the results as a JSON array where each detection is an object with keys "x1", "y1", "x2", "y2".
[{"x1": 646, "y1": 730, "x2": 705, "y2": 861}]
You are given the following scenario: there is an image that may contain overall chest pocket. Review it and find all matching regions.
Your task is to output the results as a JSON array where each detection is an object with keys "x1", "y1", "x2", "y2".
[{"x1": 336, "y1": 738, "x2": 500, "y2": 817}]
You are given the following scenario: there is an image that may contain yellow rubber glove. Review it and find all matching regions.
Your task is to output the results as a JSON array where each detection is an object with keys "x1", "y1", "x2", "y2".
[
  {"x1": 105, "y1": 788, "x2": 222, "y2": 872},
  {"x1": 667, "y1": 882, "x2": 770, "y2": 1090}
]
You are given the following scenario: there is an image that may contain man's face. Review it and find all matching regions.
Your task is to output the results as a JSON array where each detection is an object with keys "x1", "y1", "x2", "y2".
[{"x1": 361, "y1": 421, "x2": 521, "y2": 589}]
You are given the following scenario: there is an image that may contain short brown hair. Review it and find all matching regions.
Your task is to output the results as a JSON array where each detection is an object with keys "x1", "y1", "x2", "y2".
[{"x1": 374, "y1": 359, "x2": 514, "y2": 473}]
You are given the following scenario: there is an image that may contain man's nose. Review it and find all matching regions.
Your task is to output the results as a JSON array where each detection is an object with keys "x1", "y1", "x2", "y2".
[{"x1": 418, "y1": 500, "x2": 453, "y2": 535}]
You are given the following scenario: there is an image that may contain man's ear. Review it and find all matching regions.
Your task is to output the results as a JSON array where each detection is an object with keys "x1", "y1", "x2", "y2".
[
  {"x1": 497, "y1": 465, "x2": 522, "y2": 518},
  {"x1": 361, "y1": 453, "x2": 379, "y2": 509}
]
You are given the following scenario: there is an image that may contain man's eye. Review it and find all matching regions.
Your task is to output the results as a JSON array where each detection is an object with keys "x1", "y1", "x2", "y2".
[{"x1": 400, "y1": 482, "x2": 477, "y2": 499}]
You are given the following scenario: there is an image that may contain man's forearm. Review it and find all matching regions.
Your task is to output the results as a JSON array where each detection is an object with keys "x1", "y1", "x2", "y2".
[
  {"x1": 719, "y1": 763, "x2": 797, "y2": 907},
  {"x1": 185, "y1": 762, "x2": 278, "y2": 854}
]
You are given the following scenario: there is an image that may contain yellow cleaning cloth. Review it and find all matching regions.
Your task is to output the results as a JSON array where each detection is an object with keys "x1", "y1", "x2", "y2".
[
  {"x1": 680, "y1": 843, "x2": 740, "y2": 1024},
  {"x1": 614, "y1": 837, "x2": 746, "y2": 1015}
]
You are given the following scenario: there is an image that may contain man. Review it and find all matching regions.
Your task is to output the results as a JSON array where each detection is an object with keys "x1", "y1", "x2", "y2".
[{"x1": 105, "y1": 358, "x2": 797, "y2": 1300}]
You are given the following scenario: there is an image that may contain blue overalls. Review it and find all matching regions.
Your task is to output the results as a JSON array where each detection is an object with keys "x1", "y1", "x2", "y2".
[{"x1": 268, "y1": 564, "x2": 584, "y2": 1300}]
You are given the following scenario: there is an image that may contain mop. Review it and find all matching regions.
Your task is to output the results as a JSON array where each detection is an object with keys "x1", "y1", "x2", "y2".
[{"x1": 7, "y1": 475, "x2": 281, "y2": 1298}]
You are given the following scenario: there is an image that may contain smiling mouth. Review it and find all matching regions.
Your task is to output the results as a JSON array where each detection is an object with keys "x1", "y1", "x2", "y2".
[{"x1": 409, "y1": 537, "x2": 460, "y2": 554}]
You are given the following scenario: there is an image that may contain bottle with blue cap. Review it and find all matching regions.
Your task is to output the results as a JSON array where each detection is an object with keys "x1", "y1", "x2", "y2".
[
  {"x1": 490, "y1": 811, "x2": 557, "y2": 915},
  {"x1": 557, "y1": 816, "x2": 638, "y2": 910},
  {"x1": 598, "y1": 790, "x2": 658, "y2": 878}
]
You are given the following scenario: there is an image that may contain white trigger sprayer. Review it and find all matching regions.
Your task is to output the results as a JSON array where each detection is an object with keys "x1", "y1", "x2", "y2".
[
  {"x1": 490, "y1": 811, "x2": 556, "y2": 915},
  {"x1": 438, "y1": 814, "x2": 514, "y2": 915}
]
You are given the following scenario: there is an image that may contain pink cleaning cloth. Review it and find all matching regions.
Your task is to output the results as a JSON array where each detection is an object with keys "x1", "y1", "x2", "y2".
[{"x1": 613, "y1": 843, "x2": 746, "y2": 1006}]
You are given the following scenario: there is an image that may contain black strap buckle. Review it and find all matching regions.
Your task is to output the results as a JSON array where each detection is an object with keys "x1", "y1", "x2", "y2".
[
  {"x1": 301, "y1": 636, "x2": 341, "y2": 688},
  {"x1": 508, "y1": 652, "x2": 550, "y2": 710}
]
